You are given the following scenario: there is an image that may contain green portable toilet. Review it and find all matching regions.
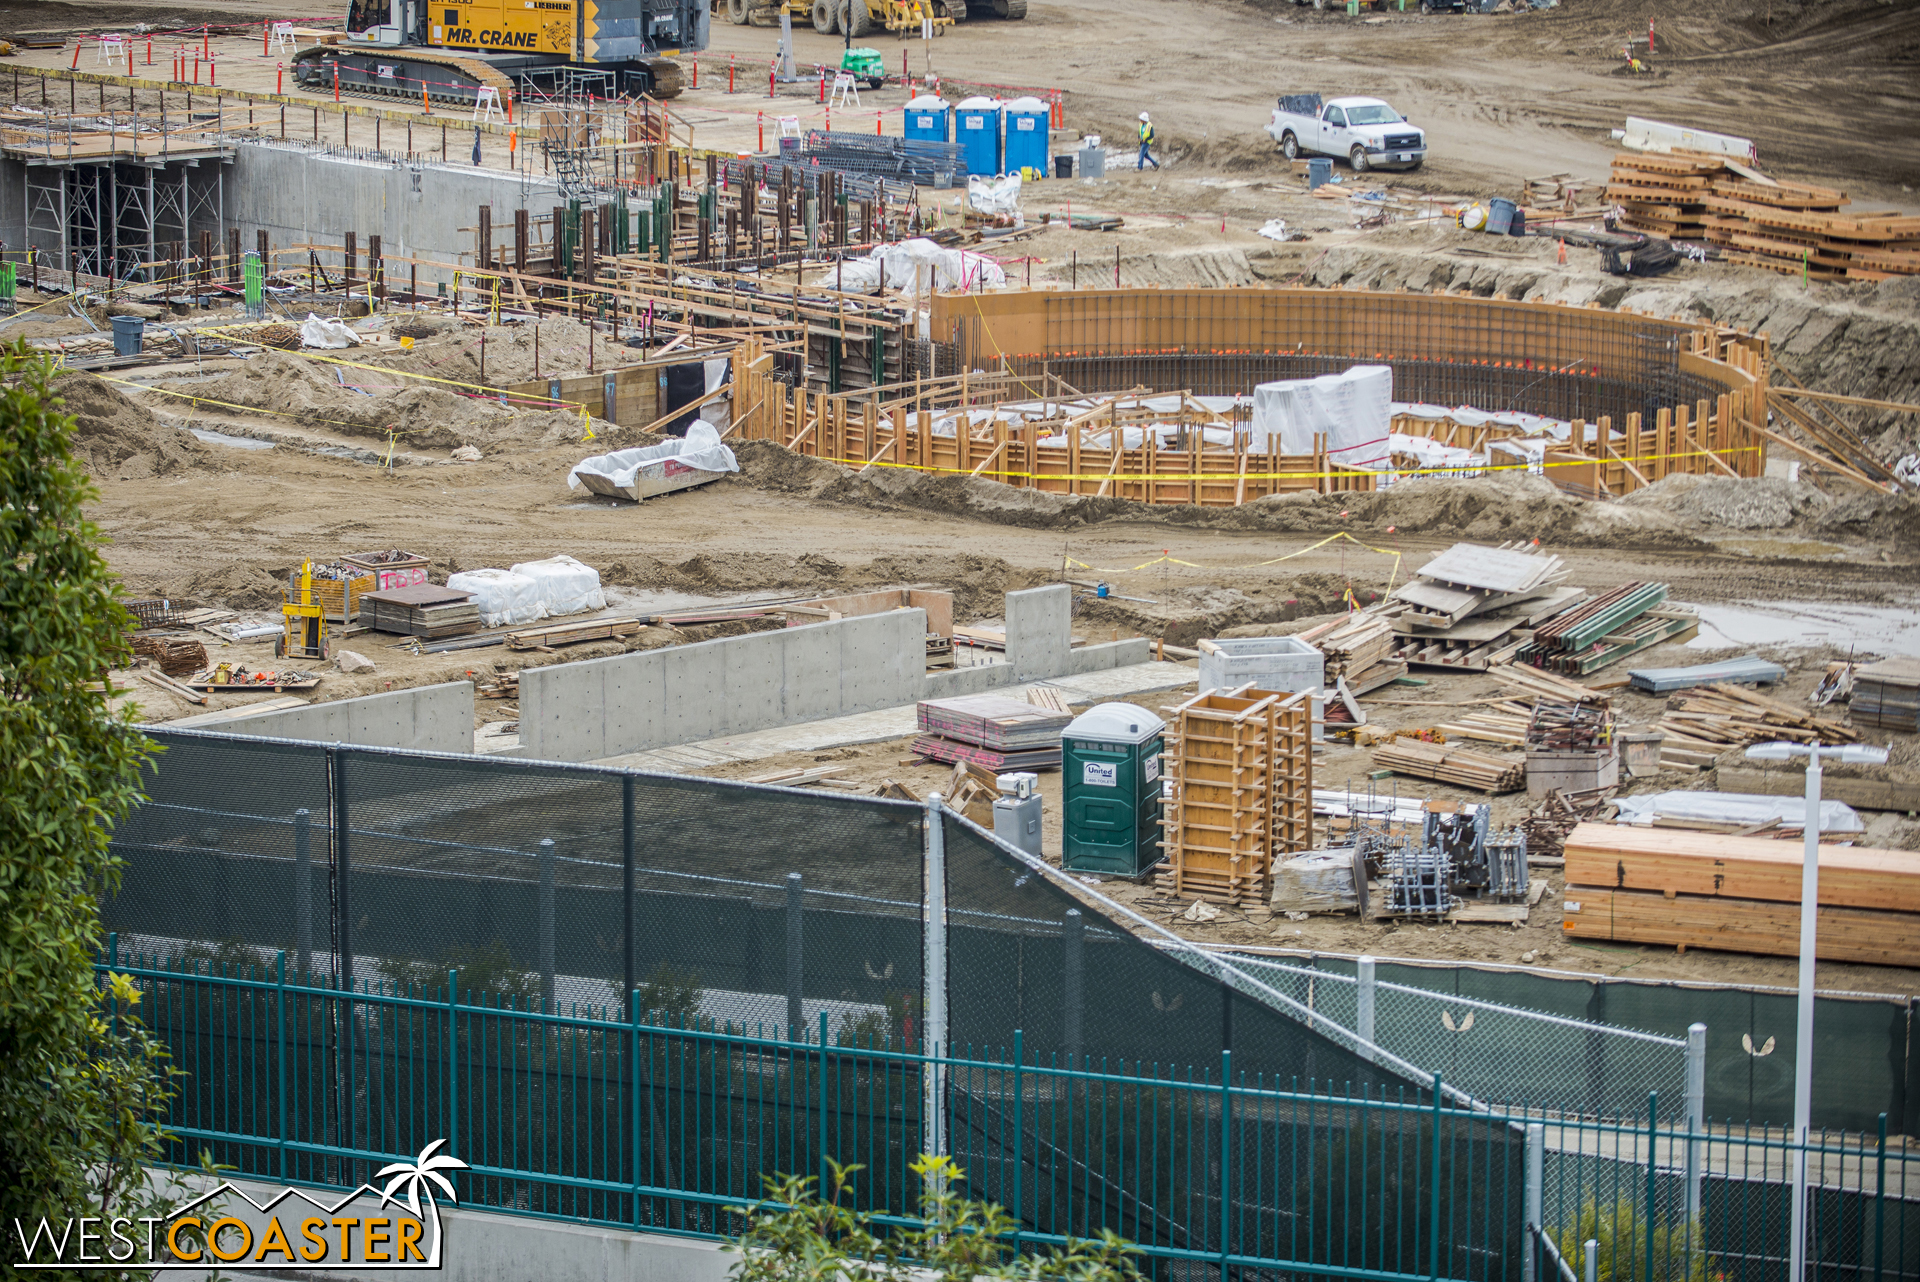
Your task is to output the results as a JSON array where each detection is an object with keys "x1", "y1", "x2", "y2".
[{"x1": 1062, "y1": 702, "x2": 1165, "y2": 877}]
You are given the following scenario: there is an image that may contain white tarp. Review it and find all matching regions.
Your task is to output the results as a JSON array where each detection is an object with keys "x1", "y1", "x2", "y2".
[
  {"x1": 299, "y1": 313, "x2": 361, "y2": 349},
  {"x1": 567, "y1": 422, "x2": 739, "y2": 492},
  {"x1": 509, "y1": 555, "x2": 606, "y2": 619},
  {"x1": 967, "y1": 173, "x2": 1023, "y2": 217},
  {"x1": 446, "y1": 568, "x2": 546, "y2": 629},
  {"x1": 1612, "y1": 792, "x2": 1863, "y2": 834},
  {"x1": 818, "y1": 238, "x2": 1006, "y2": 299},
  {"x1": 1249, "y1": 365, "x2": 1393, "y2": 458}
]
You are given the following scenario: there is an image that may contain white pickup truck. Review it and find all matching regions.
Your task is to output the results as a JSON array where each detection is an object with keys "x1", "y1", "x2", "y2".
[{"x1": 1266, "y1": 94, "x2": 1427, "y2": 173}]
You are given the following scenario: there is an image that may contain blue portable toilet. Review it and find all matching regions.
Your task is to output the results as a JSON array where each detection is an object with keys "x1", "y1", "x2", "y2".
[
  {"x1": 903, "y1": 93, "x2": 950, "y2": 143},
  {"x1": 1003, "y1": 95, "x2": 1050, "y2": 178},
  {"x1": 954, "y1": 96, "x2": 1003, "y2": 177}
]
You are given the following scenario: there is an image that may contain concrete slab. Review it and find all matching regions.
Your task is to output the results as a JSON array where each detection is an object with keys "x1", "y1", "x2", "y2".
[{"x1": 598, "y1": 661, "x2": 1197, "y2": 774}]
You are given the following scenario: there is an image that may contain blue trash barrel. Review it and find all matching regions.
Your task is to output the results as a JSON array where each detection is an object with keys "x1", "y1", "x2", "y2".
[
  {"x1": 953, "y1": 96, "x2": 1003, "y2": 178},
  {"x1": 1486, "y1": 197, "x2": 1517, "y2": 235},
  {"x1": 1003, "y1": 95, "x2": 1050, "y2": 178},
  {"x1": 110, "y1": 314, "x2": 144, "y2": 357},
  {"x1": 1307, "y1": 157, "x2": 1333, "y2": 190},
  {"x1": 903, "y1": 94, "x2": 950, "y2": 143}
]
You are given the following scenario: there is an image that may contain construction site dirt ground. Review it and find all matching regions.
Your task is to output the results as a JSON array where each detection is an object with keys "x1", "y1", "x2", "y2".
[{"x1": 24, "y1": 0, "x2": 1920, "y2": 997}]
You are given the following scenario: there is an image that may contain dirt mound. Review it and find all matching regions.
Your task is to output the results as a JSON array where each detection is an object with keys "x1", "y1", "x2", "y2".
[
  {"x1": 52, "y1": 371, "x2": 212, "y2": 480},
  {"x1": 155, "y1": 349, "x2": 613, "y2": 450},
  {"x1": 727, "y1": 439, "x2": 1721, "y2": 548},
  {"x1": 1618, "y1": 474, "x2": 1835, "y2": 530}
]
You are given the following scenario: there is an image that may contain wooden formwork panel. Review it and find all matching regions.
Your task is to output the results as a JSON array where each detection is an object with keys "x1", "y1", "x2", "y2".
[{"x1": 1160, "y1": 690, "x2": 1278, "y2": 905}]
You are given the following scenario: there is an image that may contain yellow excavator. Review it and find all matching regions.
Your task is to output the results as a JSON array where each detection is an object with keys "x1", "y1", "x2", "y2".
[{"x1": 296, "y1": 0, "x2": 707, "y2": 103}]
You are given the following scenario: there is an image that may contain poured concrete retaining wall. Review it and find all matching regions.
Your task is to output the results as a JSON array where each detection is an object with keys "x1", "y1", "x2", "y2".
[
  {"x1": 520, "y1": 612, "x2": 926, "y2": 763},
  {"x1": 925, "y1": 638, "x2": 1154, "y2": 698},
  {"x1": 207, "y1": 682, "x2": 474, "y2": 754}
]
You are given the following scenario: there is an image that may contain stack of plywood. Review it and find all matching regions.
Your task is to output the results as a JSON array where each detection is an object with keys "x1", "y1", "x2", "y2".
[
  {"x1": 1158, "y1": 687, "x2": 1313, "y2": 905},
  {"x1": 911, "y1": 692, "x2": 1070, "y2": 772},
  {"x1": 1852, "y1": 659, "x2": 1920, "y2": 733},
  {"x1": 1383, "y1": 542, "x2": 1591, "y2": 672},
  {"x1": 1562, "y1": 822, "x2": 1920, "y2": 965}
]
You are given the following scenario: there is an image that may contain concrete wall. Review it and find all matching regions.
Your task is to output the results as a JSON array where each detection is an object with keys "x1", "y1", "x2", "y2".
[
  {"x1": 521, "y1": 612, "x2": 926, "y2": 762},
  {"x1": 203, "y1": 682, "x2": 474, "y2": 754},
  {"x1": 159, "y1": 1172, "x2": 732, "y2": 1282},
  {"x1": 923, "y1": 638, "x2": 1152, "y2": 699},
  {"x1": 224, "y1": 143, "x2": 562, "y2": 278},
  {"x1": 1007, "y1": 584, "x2": 1072, "y2": 680}
]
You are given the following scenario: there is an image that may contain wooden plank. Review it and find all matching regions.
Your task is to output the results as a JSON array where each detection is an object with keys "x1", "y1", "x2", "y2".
[
  {"x1": 1561, "y1": 885, "x2": 1917, "y2": 967},
  {"x1": 1716, "y1": 765, "x2": 1920, "y2": 815},
  {"x1": 1563, "y1": 821, "x2": 1920, "y2": 911}
]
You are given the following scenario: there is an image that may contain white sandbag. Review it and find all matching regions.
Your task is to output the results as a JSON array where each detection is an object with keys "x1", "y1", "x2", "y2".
[
  {"x1": 1249, "y1": 365, "x2": 1392, "y2": 458},
  {"x1": 509, "y1": 555, "x2": 605, "y2": 619},
  {"x1": 299, "y1": 312, "x2": 361, "y2": 349},
  {"x1": 967, "y1": 173, "x2": 1022, "y2": 217},
  {"x1": 814, "y1": 238, "x2": 1005, "y2": 299},
  {"x1": 447, "y1": 568, "x2": 547, "y2": 628}
]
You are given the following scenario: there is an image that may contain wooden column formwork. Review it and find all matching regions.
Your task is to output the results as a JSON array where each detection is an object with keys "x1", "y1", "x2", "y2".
[{"x1": 1156, "y1": 686, "x2": 1313, "y2": 906}]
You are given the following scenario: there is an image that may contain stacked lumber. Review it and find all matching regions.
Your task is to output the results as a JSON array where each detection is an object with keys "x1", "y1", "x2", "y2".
[
  {"x1": 1371, "y1": 740, "x2": 1525, "y2": 794},
  {"x1": 1158, "y1": 688, "x2": 1313, "y2": 905},
  {"x1": 358, "y1": 585, "x2": 481, "y2": 639},
  {"x1": 1436, "y1": 711, "x2": 1529, "y2": 746},
  {"x1": 1607, "y1": 149, "x2": 1920, "y2": 280},
  {"x1": 1656, "y1": 682, "x2": 1856, "y2": 751},
  {"x1": 1490, "y1": 663, "x2": 1610, "y2": 706},
  {"x1": 911, "y1": 692, "x2": 1070, "y2": 771},
  {"x1": 131, "y1": 635, "x2": 208, "y2": 678},
  {"x1": 1562, "y1": 822, "x2": 1920, "y2": 965},
  {"x1": 1302, "y1": 610, "x2": 1396, "y2": 683},
  {"x1": 505, "y1": 616, "x2": 645, "y2": 650},
  {"x1": 1852, "y1": 659, "x2": 1920, "y2": 733}
]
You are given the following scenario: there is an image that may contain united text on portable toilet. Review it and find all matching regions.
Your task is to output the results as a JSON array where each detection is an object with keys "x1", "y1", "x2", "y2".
[
  {"x1": 954, "y1": 96, "x2": 1004, "y2": 178},
  {"x1": 1062, "y1": 702, "x2": 1166, "y2": 877},
  {"x1": 903, "y1": 93, "x2": 950, "y2": 143},
  {"x1": 1003, "y1": 95, "x2": 1050, "y2": 178}
]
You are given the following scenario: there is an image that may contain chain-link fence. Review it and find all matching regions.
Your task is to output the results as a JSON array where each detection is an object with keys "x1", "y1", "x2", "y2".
[{"x1": 1225, "y1": 955, "x2": 1690, "y2": 1120}]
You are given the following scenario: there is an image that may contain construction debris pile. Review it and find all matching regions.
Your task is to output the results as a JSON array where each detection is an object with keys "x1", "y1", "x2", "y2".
[
  {"x1": 1607, "y1": 151, "x2": 1920, "y2": 281},
  {"x1": 1654, "y1": 683, "x2": 1856, "y2": 753},
  {"x1": 1379, "y1": 542, "x2": 1587, "y2": 672}
]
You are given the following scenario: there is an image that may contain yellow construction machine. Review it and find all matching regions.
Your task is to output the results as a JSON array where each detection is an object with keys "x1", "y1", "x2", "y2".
[{"x1": 277, "y1": 562, "x2": 330, "y2": 662}]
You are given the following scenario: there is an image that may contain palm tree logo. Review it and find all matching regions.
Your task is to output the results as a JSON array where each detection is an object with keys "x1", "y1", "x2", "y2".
[{"x1": 375, "y1": 1139, "x2": 469, "y2": 1219}]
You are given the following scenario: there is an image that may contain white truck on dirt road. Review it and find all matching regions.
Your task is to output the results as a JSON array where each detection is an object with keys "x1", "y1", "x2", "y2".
[{"x1": 1266, "y1": 93, "x2": 1427, "y2": 173}]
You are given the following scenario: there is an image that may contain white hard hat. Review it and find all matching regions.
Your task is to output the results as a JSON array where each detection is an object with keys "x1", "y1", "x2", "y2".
[{"x1": 1139, "y1": 112, "x2": 1150, "y2": 121}]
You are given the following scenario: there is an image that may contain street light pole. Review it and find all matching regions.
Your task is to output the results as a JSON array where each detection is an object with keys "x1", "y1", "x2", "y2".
[{"x1": 1746, "y1": 737, "x2": 1889, "y2": 1282}]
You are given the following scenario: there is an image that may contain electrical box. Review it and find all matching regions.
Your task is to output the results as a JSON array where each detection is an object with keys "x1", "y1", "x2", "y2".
[{"x1": 1061, "y1": 702, "x2": 1165, "y2": 877}]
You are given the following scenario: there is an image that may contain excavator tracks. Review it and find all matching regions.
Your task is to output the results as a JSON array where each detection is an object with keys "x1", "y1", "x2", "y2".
[{"x1": 291, "y1": 47, "x2": 686, "y2": 105}]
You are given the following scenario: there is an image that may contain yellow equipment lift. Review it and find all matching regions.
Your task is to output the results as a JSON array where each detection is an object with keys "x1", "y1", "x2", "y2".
[{"x1": 277, "y1": 561, "x2": 330, "y2": 662}]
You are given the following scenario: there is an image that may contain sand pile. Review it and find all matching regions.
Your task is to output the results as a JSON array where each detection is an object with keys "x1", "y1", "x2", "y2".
[{"x1": 53, "y1": 371, "x2": 212, "y2": 480}]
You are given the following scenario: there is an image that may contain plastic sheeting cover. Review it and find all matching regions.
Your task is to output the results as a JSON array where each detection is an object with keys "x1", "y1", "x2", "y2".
[
  {"x1": 1611, "y1": 792, "x2": 1863, "y2": 834},
  {"x1": 1249, "y1": 365, "x2": 1392, "y2": 457},
  {"x1": 299, "y1": 313, "x2": 361, "y2": 349},
  {"x1": 1627, "y1": 654, "x2": 1787, "y2": 693},
  {"x1": 508, "y1": 554, "x2": 606, "y2": 620},
  {"x1": 446, "y1": 568, "x2": 546, "y2": 629},
  {"x1": 820, "y1": 238, "x2": 1007, "y2": 298},
  {"x1": 567, "y1": 422, "x2": 739, "y2": 492}
]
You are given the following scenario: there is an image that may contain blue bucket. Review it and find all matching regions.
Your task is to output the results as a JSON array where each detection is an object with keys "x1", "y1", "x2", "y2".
[
  {"x1": 1486, "y1": 197, "x2": 1517, "y2": 236},
  {"x1": 1307, "y1": 157, "x2": 1333, "y2": 190}
]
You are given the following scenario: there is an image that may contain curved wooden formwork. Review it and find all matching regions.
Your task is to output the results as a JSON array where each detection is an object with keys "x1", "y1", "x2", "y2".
[{"x1": 728, "y1": 288, "x2": 1770, "y2": 505}]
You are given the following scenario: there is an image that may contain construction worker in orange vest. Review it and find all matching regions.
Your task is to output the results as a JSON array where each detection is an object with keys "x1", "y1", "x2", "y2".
[{"x1": 1137, "y1": 112, "x2": 1160, "y2": 171}]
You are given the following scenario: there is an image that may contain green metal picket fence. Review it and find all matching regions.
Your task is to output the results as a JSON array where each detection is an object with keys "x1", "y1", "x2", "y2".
[{"x1": 103, "y1": 940, "x2": 1919, "y2": 1282}]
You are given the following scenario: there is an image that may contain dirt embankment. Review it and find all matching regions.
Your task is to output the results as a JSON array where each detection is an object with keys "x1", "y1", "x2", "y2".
[
  {"x1": 54, "y1": 371, "x2": 213, "y2": 481},
  {"x1": 730, "y1": 437, "x2": 1920, "y2": 552}
]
